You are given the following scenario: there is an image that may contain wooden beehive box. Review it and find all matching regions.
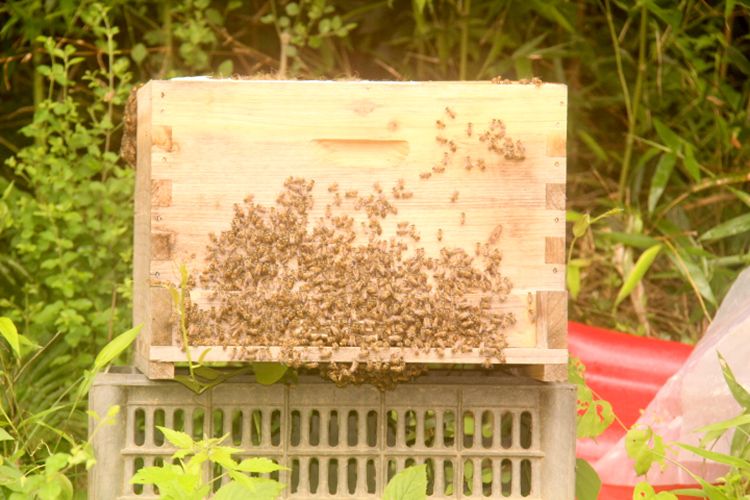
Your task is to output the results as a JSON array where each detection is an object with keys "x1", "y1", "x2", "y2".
[{"x1": 133, "y1": 79, "x2": 568, "y2": 381}]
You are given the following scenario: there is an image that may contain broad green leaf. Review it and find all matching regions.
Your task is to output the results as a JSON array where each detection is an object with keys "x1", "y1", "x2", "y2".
[
  {"x1": 214, "y1": 481, "x2": 253, "y2": 500},
  {"x1": 94, "y1": 325, "x2": 142, "y2": 370},
  {"x1": 0, "y1": 317, "x2": 20, "y2": 357},
  {"x1": 577, "y1": 399, "x2": 614, "y2": 439},
  {"x1": 615, "y1": 245, "x2": 662, "y2": 306},
  {"x1": 676, "y1": 442, "x2": 750, "y2": 471},
  {"x1": 228, "y1": 471, "x2": 286, "y2": 499},
  {"x1": 699, "y1": 213, "x2": 750, "y2": 242},
  {"x1": 157, "y1": 426, "x2": 195, "y2": 450},
  {"x1": 625, "y1": 427, "x2": 665, "y2": 476},
  {"x1": 575, "y1": 458, "x2": 601, "y2": 500},
  {"x1": 567, "y1": 264, "x2": 581, "y2": 300},
  {"x1": 717, "y1": 352, "x2": 750, "y2": 410},
  {"x1": 45, "y1": 453, "x2": 69, "y2": 476},
  {"x1": 236, "y1": 457, "x2": 286, "y2": 473},
  {"x1": 648, "y1": 153, "x2": 676, "y2": 213},
  {"x1": 0, "y1": 428, "x2": 13, "y2": 441},
  {"x1": 633, "y1": 481, "x2": 679, "y2": 499},
  {"x1": 382, "y1": 464, "x2": 427, "y2": 500},
  {"x1": 253, "y1": 363, "x2": 288, "y2": 385}
]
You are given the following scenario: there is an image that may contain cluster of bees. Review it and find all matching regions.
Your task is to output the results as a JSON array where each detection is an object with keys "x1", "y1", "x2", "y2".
[
  {"x1": 185, "y1": 174, "x2": 516, "y2": 388},
  {"x1": 426, "y1": 108, "x2": 526, "y2": 208}
]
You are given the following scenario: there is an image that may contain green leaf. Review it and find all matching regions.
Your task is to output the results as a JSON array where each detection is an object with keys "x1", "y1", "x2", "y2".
[
  {"x1": 566, "y1": 264, "x2": 581, "y2": 300},
  {"x1": 572, "y1": 213, "x2": 590, "y2": 238},
  {"x1": 682, "y1": 144, "x2": 701, "y2": 182},
  {"x1": 577, "y1": 130, "x2": 608, "y2": 162},
  {"x1": 214, "y1": 481, "x2": 252, "y2": 500},
  {"x1": 615, "y1": 244, "x2": 662, "y2": 306},
  {"x1": 697, "y1": 414, "x2": 750, "y2": 446},
  {"x1": 0, "y1": 317, "x2": 20, "y2": 357},
  {"x1": 577, "y1": 399, "x2": 614, "y2": 439},
  {"x1": 717, "y1": 352, "x2": 750, "y2": 411},
  {"x1": 699, "y1": 213, "x2": 750, "y2": 242},
  {"x1": 575, "y1": 458, "x2": 601, "y2": 500},
  {"x1": 666, "y1": 249, "x2": 716, "y2": 306},
  {"x1": 218, "y1": 59, "x2": 234, "y2": 76},
  {"x1": 590, "y1": 208, "x2": 623, "y2": 224},
  {"x1": 131, "y1": 43, "x2": 148, "y2": 64},
  {"x1": 285, "y1": 2, "x2": 300, "y2": 16},
  {"x1": 157, "y1": 426, "x2": 195, "y2": 450},
  {"x1": 253, "y1": 363, "x2": 288, "y2": 385},
  {"x1": 598, "y1": 231, "x2": 660, "y2": 249},
  {"x1": 648, "y1": 153, "x2": 677, "y2": 213},
  {"x1": 0, "y1": 428, "x2": 14, "y2": 442},
  {"x1": 633, "y1": 481, "x2": 679, "y2": 499},
  {"x1": 626, "y1": 427, "x2": 665, "y2": 476},
  {"x1": 676, "y1": 443, "x2": 750, "y2": 471},
  {"x1": 94, "y1": 324, "x2": 142, "y2": 370},
  {"x1": 227, "y1": 471, "x2": 286, "y2": 499},
  {"x1": 236, "y1": 457, "x2": 286, "y2": 473},
  {"x1": 653, "y1": 119, "x2": 682, "y2": 153},
  {"x1": 382, "y1": 464, "x2": 427, "y2": 500}
]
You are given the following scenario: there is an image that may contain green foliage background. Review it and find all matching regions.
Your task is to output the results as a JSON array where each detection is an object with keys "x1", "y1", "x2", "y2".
[{"x1": 0, "y1": 0, "x2": 749, "y2": 459}]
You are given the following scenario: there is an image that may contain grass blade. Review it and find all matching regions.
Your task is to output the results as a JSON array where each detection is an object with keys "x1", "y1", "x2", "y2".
[
  {"x1": 648, "y1": 153, "x2": 677, "y2": 213},
  {"x1": 615, "y1": 244, "x2": 662, "y2": 306},
  {"x1": 699, "y1": 213, "x2": 750, "y2": 242}
]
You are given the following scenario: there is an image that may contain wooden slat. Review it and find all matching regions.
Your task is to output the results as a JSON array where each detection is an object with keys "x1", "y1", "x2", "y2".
[{"x1": 149, "y1": 346, "x2": 568, "y2": 365}]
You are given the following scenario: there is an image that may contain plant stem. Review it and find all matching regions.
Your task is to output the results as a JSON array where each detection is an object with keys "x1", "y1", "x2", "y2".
[
  {"x1": 617, "y1": 4, "x2": 648, "y2": 204},
  {"x1": 459, "y1": 0, "x2": 471, "y2": 80}
]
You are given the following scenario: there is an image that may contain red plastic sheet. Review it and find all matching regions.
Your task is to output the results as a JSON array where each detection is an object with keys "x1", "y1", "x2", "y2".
[{"x1": 568, "y1": 321, "x2": 693, "y2": 499}]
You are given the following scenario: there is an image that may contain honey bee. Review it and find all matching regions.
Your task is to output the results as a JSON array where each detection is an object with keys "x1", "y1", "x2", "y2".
[
  {"x1": 460, "y1": 212, "x2": 466, "y2": 225},
  {"x1": 448, "y1": 140, "x2": 457, "y2": 153},
  {"x1": 435, "y1": 136, "x2": 448, "y2": 145},
  {"x1": 445, "y1": 106, "x2": 456, "y2": 119},
  {"x1": 436, "y1": 119, "x2": 446, "y2": 129},
  {"x1": 328, "y1": 183, "x2": 339, "y2": 193},
  {"x1": 466, "y1": 122, "x2": 472, "y2": 137},
  {"x1": 420, "y1": 172, "x2": 432, "y2": 180},
  {"x1": 488, "y1": 224, "x2": 503, "y2": 245},
  {"x1": 450, "y1": 191, "x2": 459, "y2": 203},
  {"x1": 476, "y1": 158, "x2": 487, "y2": 171},
  {"x1": 432, "y1": 165, "x2": 445, "y2": 174},
  {"x1": 464, "y1": 157, "x2": 473, "y2": 171},
  {"x1": 345, "y1": 190, "x2": 358, "y2": 198},
  {"x1": 437, "y1": 228, "x2": 443, "y2": 242}
]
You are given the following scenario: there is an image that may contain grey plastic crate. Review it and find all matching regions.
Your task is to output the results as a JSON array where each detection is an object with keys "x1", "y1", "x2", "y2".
[{"x1": 89, "y1": 368, "x2": 574, "y2": 499}]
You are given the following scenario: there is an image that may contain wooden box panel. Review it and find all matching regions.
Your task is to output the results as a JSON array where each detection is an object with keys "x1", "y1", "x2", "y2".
[{"x1": 134, "y1": 80, "x2": 567, "y2": 380}]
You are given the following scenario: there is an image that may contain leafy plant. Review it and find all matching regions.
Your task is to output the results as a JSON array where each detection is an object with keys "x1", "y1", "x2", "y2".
[
  {"x1": 626, "y1": 353, "x2": 750, "y2": 499},
  {"x1": 131, "y1": 427, "x2": 287, "y2": 500},
  {"x1": 1, "y1": 316, "x2": 141, "y2": 496}
]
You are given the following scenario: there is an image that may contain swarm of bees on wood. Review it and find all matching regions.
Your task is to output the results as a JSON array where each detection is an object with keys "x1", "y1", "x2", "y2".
[
  {"x1": 180, "y1": 105, "x2": 530, "y2": 389},
  {"x1": 182, "y1": 176, "x2": 515, "y2": 389}
]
